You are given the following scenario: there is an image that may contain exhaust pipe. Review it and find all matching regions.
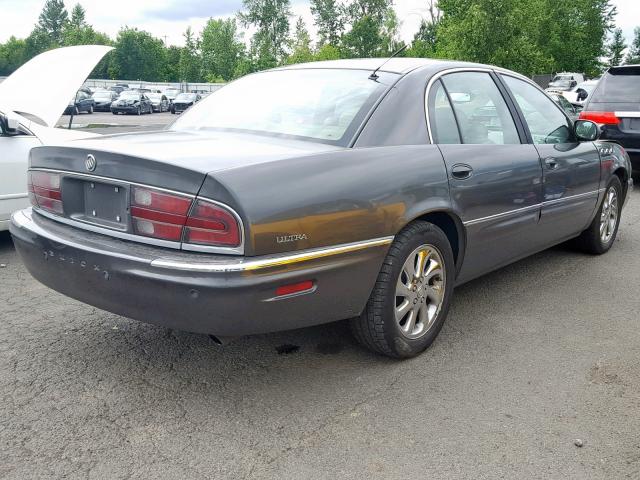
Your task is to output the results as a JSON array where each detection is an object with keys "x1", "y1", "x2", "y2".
[{"x1": 209, "y1": 334, "x2": 237, "y2": 346}]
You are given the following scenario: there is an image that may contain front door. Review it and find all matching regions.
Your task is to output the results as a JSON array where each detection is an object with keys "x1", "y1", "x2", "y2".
[
  {"x1": 500, "y1": 75, "x2": 601, "y2": 241},
  {"x1": 428, "y1": 71, "x2": 544, "y2": 283}
]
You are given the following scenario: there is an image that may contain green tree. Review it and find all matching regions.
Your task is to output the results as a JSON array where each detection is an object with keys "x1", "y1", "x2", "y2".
[
  {"x1": 287, "y1": 17, "x2": 314, "y2": 64},
  {"x1": 310, "y1": 0, "x2": 345, "y2": 46},
  {"x1": 313, "y1": 43, "x2": 341, "y2": 61},
  {"x1": 346, "y1": 0, "x2": 390, "y2": 23},
  {"x1": 625, "y1": 27, "x2": 640, "y2": 64},
  {"x1": 380, "y1": 7, "x2": 402, "y2": 54},
  {"x1": 37, "y1": 0, "x2": 69, "y2": 45},
  {"x1": 605, "y1": 28, "x2": 626, "y2": 67},
  {"x1": 200, "y1": 18, "x2": 245, "y2": 81},
  {"x1": 537, "y1": 0, "x2": 616, "y2": 76},
  {"x1": 239, "y1": 0, "x2": 292, "y2": 61},
  {"x1": 165, "y1": 45, "x2": 182, "y2": 82},
  {"x1": 179, "y1": 27, "x2": 200, "y2": 82},
  {"x1": 68, "y1": 3, "x2": 86, "y2": 29},
  {"x1": 111, "y1": 28, "x2": 167, "y2": 81},
  {"x1": 407, "y1": 19, "x2": 438, "y2": 57},
  {"x1": 341, "y1": 15, "x2": 383, "y2": 57},
  {"x1": 0, "y1": 37, "x2": 28, "y2": 76}
]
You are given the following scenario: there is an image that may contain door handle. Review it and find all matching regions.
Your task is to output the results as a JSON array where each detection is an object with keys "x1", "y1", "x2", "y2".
[
  {"x1": 544, "y1": 157, "x2": 559, "y2": 170},
  {"x1": 451, "y1": 164, "x2": 473, "y2": 180}
]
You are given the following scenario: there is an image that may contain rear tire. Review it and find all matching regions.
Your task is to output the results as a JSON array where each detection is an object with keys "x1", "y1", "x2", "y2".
[
  {"x1": 350, "y1": 222, "x2": 455, "y2": 358},
  {"x1": 574, "y1": 176, "x2": 622, "y2": 255}
]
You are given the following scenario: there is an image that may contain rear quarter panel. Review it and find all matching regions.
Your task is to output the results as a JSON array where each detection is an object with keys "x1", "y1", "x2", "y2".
[{"x1": 200, "y1": 145, "x2": 451, "y2": 256}]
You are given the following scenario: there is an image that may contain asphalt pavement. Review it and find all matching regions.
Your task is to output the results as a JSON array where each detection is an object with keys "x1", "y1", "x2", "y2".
[{"x1": 1, "y1": 128, "x2": 639, "y2": 477}]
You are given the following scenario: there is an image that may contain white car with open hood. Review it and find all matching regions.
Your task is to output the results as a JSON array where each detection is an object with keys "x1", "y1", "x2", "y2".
[{"x1": 0, "y1": 45, "x2": 112, "y2": 230}]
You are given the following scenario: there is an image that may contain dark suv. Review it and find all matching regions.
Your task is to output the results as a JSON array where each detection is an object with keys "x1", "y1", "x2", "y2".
[{"x1": 579, "y1": 65, "x2": 640, "y2": 173}]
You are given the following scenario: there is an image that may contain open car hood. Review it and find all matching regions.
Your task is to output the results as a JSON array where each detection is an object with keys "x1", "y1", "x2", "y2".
[{"x1": 0, "y1": 45, "x2": 113, "y2": 127}]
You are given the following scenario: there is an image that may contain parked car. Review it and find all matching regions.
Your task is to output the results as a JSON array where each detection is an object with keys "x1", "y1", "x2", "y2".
[
  {"x1": 10, "y1": 59, "x2": 632, "y2": 358},
  {"x1": 109, "y1": 84, "x2": 129, "y2": 95},
  {"x1": 171, "y1": 93, "x2": 201, "y2": 113},
  {"x1": 110, "y1": 91, "x2": 153, "y2": 115},
  {"x1": 163, "y1": 88, "x2": 181, "y2": 103},
  {"x1": 63, "y1": 89, "x2": 95, "y2": 115},
  {"x1": 548, "y1": 92, "x2": 580, "y2": 120},
  {"x1": 147, "y1": 93, "x2": 169, "y2": 112},
  {"x1": 91, "y1": 90, "x2": 118, "y2": 112},
  {"x1": 563, "y1": 79, "x2": 599, "y2": 106},
  {"x1": 0, "y1": 45, "x2": 112, "y2": 231},
  {"x1": 547, "y1": 72, "x2": 585, "y2": 92},
  {"x1": 579, "y1": 65, "x2": 640, "y2": 173}
]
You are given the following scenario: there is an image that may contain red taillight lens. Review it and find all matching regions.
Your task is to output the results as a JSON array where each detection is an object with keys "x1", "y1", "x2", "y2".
[
  {"x1": 183, "y1": 199, "x2": 241, "y2": 247},
  {"x1": 130, "y1": 186, "x2": 192, "y2": 242},
  {"x1": 579, "y1": 111, "x2": 620, "y2": 125},
  {"x1": 29, "y1": 171, "x2": 63, "y2": 215}
]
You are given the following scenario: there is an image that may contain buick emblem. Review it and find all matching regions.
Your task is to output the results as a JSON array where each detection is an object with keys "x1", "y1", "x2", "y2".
[{"x1": 85, "y1": 154, "x2": 97, "y2": 172}]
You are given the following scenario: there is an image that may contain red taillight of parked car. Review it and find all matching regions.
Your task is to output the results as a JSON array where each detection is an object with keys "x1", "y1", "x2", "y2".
[
  {"x1": 183, "y1": 199, "x2": 241, "y2": 247},
  {"x1": 579, "y1": 111, "x2": 620, "y2": 125},
  {"x1": 130, "y1": 186, "x2": 192, "y2": 242},
  {"x1": 129, "y1": 186, "x2": 241, "y2": 248},
  {"x1": 28, "y1": 171, "x2": 63, "y2": 215}
]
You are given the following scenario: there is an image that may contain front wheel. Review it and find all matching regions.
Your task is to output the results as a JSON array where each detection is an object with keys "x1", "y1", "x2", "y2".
[
  {"x1": 574, "y1": 176, "x2": 623, "y2": 254},
  {"x1": 350, "y1": 221, "x2": 455, "y2": 358}
]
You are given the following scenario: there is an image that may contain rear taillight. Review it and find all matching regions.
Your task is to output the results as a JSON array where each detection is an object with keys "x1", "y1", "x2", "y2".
[
  {"x1": 29, "y1": 171, "x2": 62, "y2": 215},
  {"x1": 129, "y1": 187, "x2": 241, "y2": 248},
  {"x1": 130, "y1": 186, "x2": 192, "y2": 242},
  {"x1": 184, "y1": 199, "x2": 241, "y2": 247},
  {"x1": 579, "y1": 111, "x2": 620, "y2": 125}
]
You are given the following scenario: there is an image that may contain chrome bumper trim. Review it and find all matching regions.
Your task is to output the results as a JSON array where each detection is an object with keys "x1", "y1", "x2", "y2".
[
  {"x1": 150, "y1": 237, "x2": 395, "y2": 272},
  {"x1": 12, "y1": 208, "x2": 393, "y2": 273}
]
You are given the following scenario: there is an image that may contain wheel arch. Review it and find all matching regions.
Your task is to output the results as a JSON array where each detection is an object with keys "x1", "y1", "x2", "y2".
[{"x1": 403, "y1": 209, "x2": 467, "y2": 277}]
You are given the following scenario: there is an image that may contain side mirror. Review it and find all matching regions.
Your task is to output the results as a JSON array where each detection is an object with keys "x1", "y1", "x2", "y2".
[
  {"x1": 576, "y1": 88, "x2": 588, "y2": 101},
  {"x1": 6, "y1": 112, "x2": 20, "y2": 132},
  {"x1": 575, "y1": 120, "x2": 599, "y2": 141}
]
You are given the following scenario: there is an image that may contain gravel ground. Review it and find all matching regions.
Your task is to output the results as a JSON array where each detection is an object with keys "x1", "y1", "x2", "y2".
[{"x1": 1, "y1": 189, "x2": 639, "y2": 479}]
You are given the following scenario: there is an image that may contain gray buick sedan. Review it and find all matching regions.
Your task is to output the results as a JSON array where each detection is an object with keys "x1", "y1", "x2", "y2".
[{"x1": 10, "y1": 58, "x2": 633, "y2": 358}]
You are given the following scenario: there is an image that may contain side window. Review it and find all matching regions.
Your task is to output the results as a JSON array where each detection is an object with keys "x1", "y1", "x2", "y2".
[
  {"x1": 428, "y1": 80, "x2": 461, "y2": 144},
  {"x1": 501, "y1": 75, "x2": 573, "y2": 144},
  {"x1": 441, "y1": 72, "x2": 520, "y2": 145}
]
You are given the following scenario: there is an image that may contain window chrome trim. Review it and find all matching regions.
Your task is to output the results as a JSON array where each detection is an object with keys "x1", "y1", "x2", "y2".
[
  {"x1": 151, "y1": 236, "x2": 395, "y2": 273},
  {"x1": 462, "y1": 189, "x2": 603, "y2": 226},
  {"x1": 29, "y1": 168, "x2": 245, "y2": 255},
  {"x1": 424, "y1": 67, "x2": 549, "y2": 144}
]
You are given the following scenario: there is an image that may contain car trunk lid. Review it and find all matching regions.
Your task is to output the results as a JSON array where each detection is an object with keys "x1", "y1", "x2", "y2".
[{"x1": 28, "y1": 130, "x2": 343, "y2": 248}]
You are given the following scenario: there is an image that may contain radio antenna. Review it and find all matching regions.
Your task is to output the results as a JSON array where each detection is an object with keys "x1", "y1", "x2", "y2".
[{"x1": 369, "y1": 44, "x2": 408, "y2": 80}]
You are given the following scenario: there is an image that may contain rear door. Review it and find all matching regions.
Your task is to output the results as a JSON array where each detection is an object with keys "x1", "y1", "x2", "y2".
[
  {"x1": 500, "y1": 74, "x2": 601, "y2": 241},
  {"x1": 427, "y1": 70, "x2": 544, "y2": 282}
]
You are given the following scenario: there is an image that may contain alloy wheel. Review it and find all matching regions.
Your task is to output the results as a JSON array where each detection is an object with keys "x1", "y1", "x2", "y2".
[
  {"x1": 599, "y1": 186, "x2": 618, "y2": 244},
  {"x1": 395, "y1": 244, "x2": 446, "y2": 339}
]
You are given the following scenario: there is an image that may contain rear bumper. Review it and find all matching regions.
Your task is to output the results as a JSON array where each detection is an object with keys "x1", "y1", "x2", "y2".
[{"x1": 10, "y1": 209, "x2": 390, "y2": 336}]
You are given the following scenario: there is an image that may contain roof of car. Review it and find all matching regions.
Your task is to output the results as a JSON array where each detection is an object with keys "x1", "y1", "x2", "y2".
[{"x1": 277, "y1": 57, "x2": 492, "y2": 75}]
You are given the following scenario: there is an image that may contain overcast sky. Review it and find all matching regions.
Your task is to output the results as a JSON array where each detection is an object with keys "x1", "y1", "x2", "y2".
[{"x1": 0, "y1": 0, "x2": 638, "y2": 50}]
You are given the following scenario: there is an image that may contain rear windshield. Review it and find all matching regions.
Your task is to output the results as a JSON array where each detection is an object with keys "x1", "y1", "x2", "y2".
[
  {"x1": 590, "y1": 67, "x2": 640, "y2": 103},
  {"x1": 171, "y1": 69, "x2": 396, "y2": 146}
]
